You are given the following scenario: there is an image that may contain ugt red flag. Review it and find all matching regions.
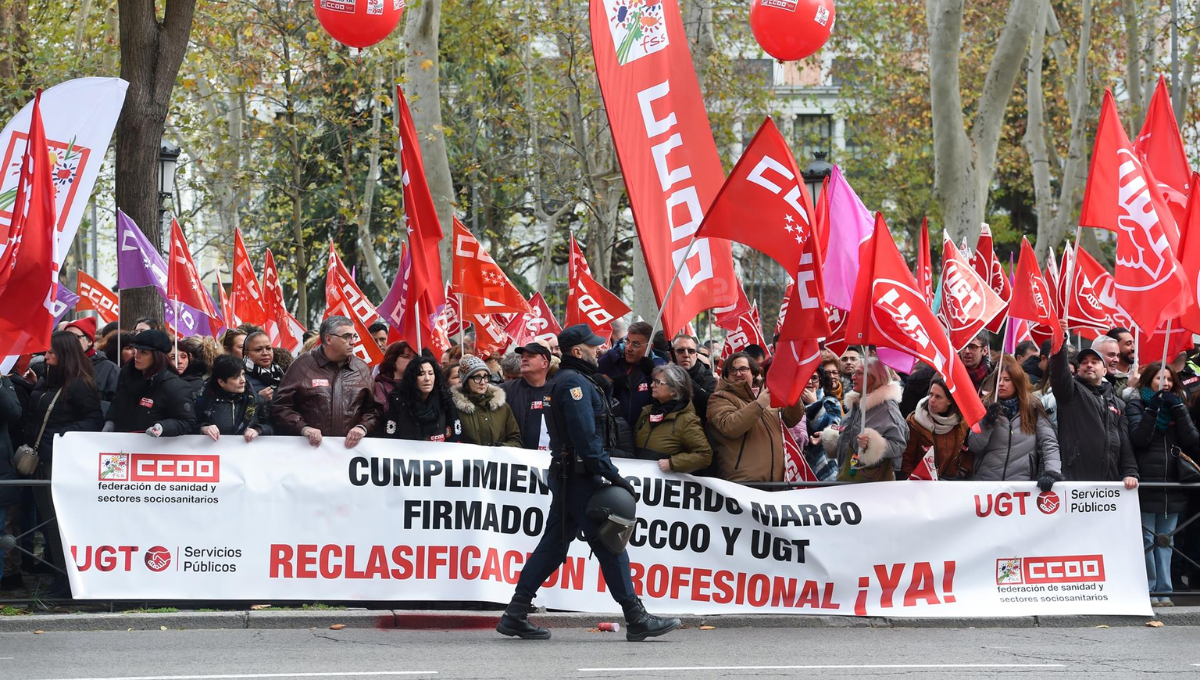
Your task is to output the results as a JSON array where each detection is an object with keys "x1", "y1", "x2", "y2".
[
  {"x1": 0, "y1": 90, "x2": 57, "y2": 355},
  {"x1": 1080, "y1": 90, "x2": 1190, "y2": 333},
  {"x1": 937, "y1": 237, "x2": 1006, "y2": 350},
  {"x1": 970, "y1": 223, "x2": 1011, "y2": 333},
  {"x1": 590, "y1": 0, "x2": 736, "y2": 336},
  {"x1": 505, "y1": 292, "x2": 561, "y2": 347},
  {"x1": 566, "y1": 235, "x2": 629, "y2": 336},
  {"x1": 451, "y1": 218, "x2": 530, "y2": 316},
  {"x1": 233, "y1": 228, "x2": 268, "y2": 327},
  {"x1": 695, "y1": 118, "x2": 816, "y2": 276},
  {"x1": 1009, "y1": 237, "x2": 1063, "y2": 354},
  {"x1": 76, "y1": 270, "x2": 119, "y2": 324},
  {"x1": 325, "y1": 244, "x2": 384, "y2": 367},
  {"x1": 847, "y1": 214, "x2": 986, "y2": 428},
  {"x1": 1064, "y1": 244, "x2": 1112, "y2": 339},
  {"x1": 1135, "y1": 75, "x2": 1191, "y2": 226},
  {"x1": 720, "y1": 307, "x2": 769, "y2": 361}
]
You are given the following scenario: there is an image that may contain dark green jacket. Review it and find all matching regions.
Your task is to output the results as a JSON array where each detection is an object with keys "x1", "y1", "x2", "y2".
[{"x1": 634, "y1": 401, "x2": 712, "y2": 473}]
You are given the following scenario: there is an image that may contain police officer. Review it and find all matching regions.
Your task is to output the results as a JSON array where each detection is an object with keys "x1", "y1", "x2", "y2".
[{"x1": 496, "y1": 324, "x2": 680, "y2": 642}]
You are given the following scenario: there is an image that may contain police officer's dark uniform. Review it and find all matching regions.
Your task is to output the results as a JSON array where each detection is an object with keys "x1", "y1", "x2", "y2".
[{"x1": 496, "y1": 324, "x2": 680, "y2": 642}]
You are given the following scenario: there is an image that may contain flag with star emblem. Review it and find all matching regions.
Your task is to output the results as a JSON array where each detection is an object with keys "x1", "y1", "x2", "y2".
[
  {"x1": 451, "y1": 218, "x2": 531, "y2": 316},
  {"x1": 695, "y1": 117, "x2": 816, "y2": 276},
  {"x1": 566, "y1": 234, "x2": 630, "y2": 337},
  {"x1": 325, "y1": 243, "x2": 384, "y2": 367},
  {"x1": 167, "y1": 218, "x2": 222, "y2": 336}
]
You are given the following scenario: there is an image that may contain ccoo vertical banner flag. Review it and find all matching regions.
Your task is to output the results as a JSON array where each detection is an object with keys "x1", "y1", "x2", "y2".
[{"x1": 589, "y1": 0, "x2": 737, "y2": 336}]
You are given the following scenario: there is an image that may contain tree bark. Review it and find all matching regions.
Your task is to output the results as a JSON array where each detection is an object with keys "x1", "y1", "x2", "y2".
[
  {"x1": 404, "y1": 0, "x2": 456, "y2": 276},
  {"x1": 1047, "y1": 0, "x2": 1092, "y2": 251},
  {"x1": 356, "y1": 65, "x2": 389, "y2": 297},
  {"x1": 114, "y1": 0, "x2": 198, "y2": 328},
  {"x1": 927, "y1": 0, "x2": 1040, "y2": 246},
  {"x1": 683, "y1": 0, "x2": 716, "y2": 91},
  {"x1": 1122, "y1": 0, "x2": 1144, "y2": 126},
  {"x1": 1024, "y1": 0, "x2": 1053, "y2": 257}
]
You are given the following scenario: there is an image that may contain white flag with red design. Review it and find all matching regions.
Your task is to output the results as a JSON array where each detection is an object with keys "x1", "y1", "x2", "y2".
[
  {"x1": 907, "y1": 448, "x2": 939, "y2": 481},
  {"x1": 782, "y1": 420, "x2": 818, "y2": 484}
]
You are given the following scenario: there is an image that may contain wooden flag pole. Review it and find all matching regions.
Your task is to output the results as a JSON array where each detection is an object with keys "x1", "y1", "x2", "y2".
[{"x1": 650, "y1": 233, "x2": 700, "y2": 339}]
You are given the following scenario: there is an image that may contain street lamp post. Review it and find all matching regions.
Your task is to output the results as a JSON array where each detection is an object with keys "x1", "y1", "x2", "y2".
[
  {"x1": 158, "y1": 140, "x2": 181, "y2": 233},
  {"x1": 801, "y1": 151, "x2": 833, "y2": 205}
]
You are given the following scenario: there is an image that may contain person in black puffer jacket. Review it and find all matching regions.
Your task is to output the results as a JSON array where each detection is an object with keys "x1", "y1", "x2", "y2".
[
  {"x1": 171, "y1": 337, "x2": 208, "y2": 400},
  {"x1": 24, "y1": 331, "x2": 105, "y2": 596},
  {"x1": 1126, "y1": 362, "x2": 1199, "y2": 606},
  {"x1": 195, "y1": 355, "x2": 273, "y2": 442},
  {"x1": 382, "y1": 353, "x2": 464, "y2": 442},
  {"x1": 105, "y1": 330, "x2": 198, "y2": 437}
]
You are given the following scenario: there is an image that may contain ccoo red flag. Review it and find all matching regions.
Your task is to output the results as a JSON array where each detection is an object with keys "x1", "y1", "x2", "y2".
[
  {"x1": 451, "y1": 218, "x2": 531, "y2": 316},
  {"x1": 261, "y1": 249, "x2": 300, "y2": 352},
  {"x1": 1080, "y1": 90, "x2": 1190, "y2": 333},
  {"x1": 167, "y1": 219, "x2": 221, "y2": 334},
  {"x1": 1135, "y1": 76, "x2": 1192, "y2": 227},
  {"x1": 937, "y1": 237, "x2": 1006, "y2": 351},
  {"x1": 233, "y1": 228, "x2": 268, "y2": 327},
  {"x1": 1009, "y1": 237, "x2": 1062, "y2": 354},
  {"x1": 566, "y1": 235, "x2": 629, "y2": 336},
  {"x1": 847, "y1": 214, "x2": 986, "y2": 428},
  {"x1": 915, "y1": 217, "x2": 933, "y2": 307},
  {"x1": 325, "y1": 244, "x2": 384, "y2": 367},
  {"x1": 76, "y1": 271, "x2": 119, "y2": 325}
]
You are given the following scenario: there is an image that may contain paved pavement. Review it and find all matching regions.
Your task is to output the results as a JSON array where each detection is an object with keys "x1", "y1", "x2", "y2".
[{"x1": 4, "y1": 625, "x2": 1200, "y2": 679}]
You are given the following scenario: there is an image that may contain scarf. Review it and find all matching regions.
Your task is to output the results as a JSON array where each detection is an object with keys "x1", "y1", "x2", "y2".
[
  {"x1": 244, "y1": 358, "x2": 284, "y2": 389},
  {"x1": 410, "y1": 393, "x2": 443, "y2": 426},
  {"x1": 649, "y1": 398, "x2": 686, "y2": 418},
  {"x1": 913, "y1": 396, "x2": 961, "y2": 435},
  {"x1": 827, "y1": 378, "x2": 843, "y2": 401},
  {"x1": 1140, "y1": 387, "x2": 1173, "y2": 431},
  {"x1": 966, "y1": 360, "x2": 989, "y2": 387},
  {"x1": 560, "y1": 354, "x2": 598, "y2": 378},
  {"x1": 999, "y1": 396, "x2": 1020, "y2": 421}
]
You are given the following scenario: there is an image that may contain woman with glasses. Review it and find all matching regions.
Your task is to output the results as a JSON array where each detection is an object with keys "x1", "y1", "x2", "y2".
[
  {"x1": 451, "y1": 355, "x2": 521, "y2": 447},
  {"x1": 707, "y1": 351, "x2": 805, "y2": 483},
  {"x1": 242, "y1": 331, "x2": 285, "y2": 402},
  {"x1": 381, "y1": 352, "x2": 464, "y2": 442},
  {"x1": 634, "y1": 364, "x2": 712, "y2": 473}
]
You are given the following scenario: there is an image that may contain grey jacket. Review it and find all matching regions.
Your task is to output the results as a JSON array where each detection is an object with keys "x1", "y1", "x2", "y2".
[
  {"x1": 967, "y1": 410, "x2": 1061, "y2": 482},
  {"x1": 822, "y1": 383, "x2": 909, "y2": 472}
]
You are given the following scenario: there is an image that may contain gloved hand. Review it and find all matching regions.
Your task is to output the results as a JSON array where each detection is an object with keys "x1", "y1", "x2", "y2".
[
  {"x1": 1161, "y1": 390, "x2": 1182, "y2": 407},
  {"x1": 604, "y1": 472, "x2": 637, "y2": 498},
  {"x1": 146, "y1": 423, "x2": 164, "y2": 438},
  {"x1": 102, "y1": 421, "x2": 115, "y2": 433},
  {"x1": 1149, "y1": 391, "x2": 1165, "y2": 411},
  {"x1": 983, "y1": 403, "x2": 1004, "y2": 427},
  {"x1": 637, "y1": 356, "x2": 656, "y2": 375},
  {"x1": 1037, "y1": 470, "x2": 1063, "y2": 492}
]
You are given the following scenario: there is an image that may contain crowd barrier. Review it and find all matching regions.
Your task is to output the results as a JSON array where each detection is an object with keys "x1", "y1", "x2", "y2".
[{"x1": 0, "y1": 433, "x2": 1187, "y2": 616}]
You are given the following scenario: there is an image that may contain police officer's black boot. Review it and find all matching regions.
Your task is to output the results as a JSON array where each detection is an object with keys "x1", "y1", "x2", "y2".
[
  {"x1": 622, "y1": 597, "x2": 681, "y2": 642},
  {"x1": 496, "y1": 595, "x2": 551, "y2": 639}
]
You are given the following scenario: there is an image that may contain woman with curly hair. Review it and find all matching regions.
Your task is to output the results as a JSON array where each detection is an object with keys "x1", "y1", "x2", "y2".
[{"x1": 381, "y1": 352, "x2": 464, "y2": 442}]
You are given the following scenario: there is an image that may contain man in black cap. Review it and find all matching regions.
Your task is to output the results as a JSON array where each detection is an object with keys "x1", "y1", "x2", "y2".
[
  {"x1": 496, "y1": 324, "x2": 680, "y2": 642},
  {"x1": 501, "y1": 341, "x2": 555, "y2": 451}
]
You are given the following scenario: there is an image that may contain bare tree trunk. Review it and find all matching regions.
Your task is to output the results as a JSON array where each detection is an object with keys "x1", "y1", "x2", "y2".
[
  {"x1": 683, "y1": 0, "x2": 716, "y2": 91},
  {"x1": 927, "y1": 0, "x2": 1040, "y2": 246},
  {"x1": 114, "y1": 0, "x2": 198, "y2": 327},
  {"x1": 1048, "y1": 0, "x2": 1093, "y2": 250},
  {"x1": 356, "y1": 65, "x2": 388, "y2": 295},
  {"x1": 1178, "y1": 29, "x2": 1197, "y2": 124},
  {"x1": 404, "y1": 0, "x2": 456, "y2": 275},
  {"x1": 1025, "y1": 0, "x2": 1053, "y2": 256}
]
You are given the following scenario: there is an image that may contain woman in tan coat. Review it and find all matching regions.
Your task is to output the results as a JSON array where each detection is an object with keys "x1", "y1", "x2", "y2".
[
  {"x1": 634, "y1": 364, "x2": 712, "y2": 473},
  {"x1": 900, "y1": 375, "x2": 972, "y2": 479},
  {"x1": 707, "y1": 352, "x2": 805, "y2": 483}
]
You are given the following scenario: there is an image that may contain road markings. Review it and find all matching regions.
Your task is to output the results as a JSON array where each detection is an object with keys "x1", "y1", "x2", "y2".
[
  {"x1": 580, "y1": 664, "x2": 1066, "y2": 672},
  {"x1": 36, "y1": 673, "x2": 437, "y2": 680}
]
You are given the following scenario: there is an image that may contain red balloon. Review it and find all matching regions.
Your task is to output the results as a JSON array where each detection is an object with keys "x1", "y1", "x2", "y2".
[
  {"x1": 314, "y1": 0, "x2": 405, "y2": 49},
  {"x1": 750, "y1": 0, "x2": 835, "y2": 62}
]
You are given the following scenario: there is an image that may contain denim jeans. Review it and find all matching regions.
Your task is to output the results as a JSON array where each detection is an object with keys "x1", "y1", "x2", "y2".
[{"x1": 1141, "y1": 511, "x2": 1180, "y2": 596}]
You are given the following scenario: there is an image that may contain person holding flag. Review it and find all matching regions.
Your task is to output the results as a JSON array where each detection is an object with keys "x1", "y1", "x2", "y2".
[
  {"x1": 967, "y1": 356, "x2": 1062, "y2": 488},
  {"x1": 820, "y1": 357, "x2": 909, "y2": 483},
  {"x1": 708, "y1": 352, "x2": 805, "y2": 483},
  {"x1": 900, "y1": 376, "x2": 971, "y2": 480}
]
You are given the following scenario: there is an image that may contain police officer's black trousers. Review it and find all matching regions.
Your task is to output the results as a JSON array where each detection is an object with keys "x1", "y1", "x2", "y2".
[{"x1": 515, "y1": 473, "x2": 637, "y2": 605}]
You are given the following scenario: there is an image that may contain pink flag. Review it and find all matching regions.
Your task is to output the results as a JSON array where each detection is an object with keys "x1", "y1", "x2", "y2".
[{"x1": 822, "y1": 165, "x2": 874, "y2": 311}]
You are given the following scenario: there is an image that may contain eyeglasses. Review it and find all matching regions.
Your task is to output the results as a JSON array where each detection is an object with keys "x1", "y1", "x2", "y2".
[
  {"x1": 730, "y1": 366, "x2": 753, "y2": 375},
  {"x1": 964, "y1": 344, "x2": 985, "y2": 351},
  {"x1": 333, "y1": 332, "x2": 359, "y2": 343},
  {"x1": 468, "y1": 374, "x2": 489, "y2": 383},
  {"x1": 674, "y1": 347, "x2": 697, "y2": 355},
  {"x1": 626, "y1": 340, "x2": 647, "y2": 350},
  {"x1": 650, "y1": 379, "x2": 666, "y2": 387}
]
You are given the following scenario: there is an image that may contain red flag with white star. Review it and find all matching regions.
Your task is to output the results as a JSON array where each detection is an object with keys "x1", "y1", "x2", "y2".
[{"x1": 451, "y1": 218, "x2": 531, "y2": 316}]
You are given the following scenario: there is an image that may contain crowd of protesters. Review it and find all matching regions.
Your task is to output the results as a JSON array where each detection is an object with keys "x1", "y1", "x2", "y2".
[{"x1": 3, "y1": 314, "x2": 1200, "y2": 606}]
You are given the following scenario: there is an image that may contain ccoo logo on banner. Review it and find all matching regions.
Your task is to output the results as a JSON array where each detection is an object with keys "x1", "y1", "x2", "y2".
[{"x1": 52, "y1": 433, "x2": 1152, "y2": 617}]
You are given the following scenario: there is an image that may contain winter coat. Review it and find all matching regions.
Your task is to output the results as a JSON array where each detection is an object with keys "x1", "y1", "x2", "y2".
[
  {"x1": 0, "y1": 377, "x2": 23, "y2": 505},
  {"x1": 245, "y1": 362, "x2": 285, "y2": 396},
  {"x1": 272, "y1": 346, "x2": 382, "y2": 437},
  {"x1": 501, "y1": 377, "x2": 553, "y2": 450},
  {"x1": 822, "y1": 383, "x2": 908, "y2": 483},
  {"x1": 899, "y1": 364, "x2": 935, "y2": 418},
  {"x1": 195, "y1": 388, "x2": 273, "y2": 437},
  {"x1": 900, "y1": 397, "x2": 971, "y2": 479},
  {"x1": 452, "y1": 384, "x2": 522, "y2": 447},
  {"x1": 634, "y1": 400, "x2": 712, "y2": 473},
  {"x1": 384, "y1": 390, "x2": 465, "y2": 443},
  {"x1": 707, "y1": 378, "x2": 804, "y2": 483},
  {"x1": 684, "y1": 361, "x2": 717, "y2": 425},
  {"x1": 179, "y1": 371, "x2": 206, "y2": 401},
  {"x1": 1127, "y1": 396, "x2": 1200, "y2": 515},
  {"x1": 106, "y1": 365, "x2": 197, "y2": 437},
  {"x1": 26, "y1": 376, "x2": 104, "y2": 464},
  {"x1": 1050, "y1": 343, "x2": 1138, "y2": 481},
  {"x1": 1022, "y1": 354, "x2": 1045, "y2": 384},
  {"x1": 598, "y1": 346, "x2": 667, "y2": 428},
  {"x1": 90, "y1": 352, "x2": 119, "y2": 406},
  {"x1": 805, "y1": 390, "x2": 843, "y2": 435},
  {"x1": 373, "y1": 372, "x2": 402, "y2": 408},
  {"x1": 967, "y1": 407, "x2": 1061, "y2": 482}
]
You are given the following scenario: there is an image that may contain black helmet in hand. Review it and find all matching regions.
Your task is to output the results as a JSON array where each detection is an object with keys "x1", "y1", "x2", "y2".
[{"x1": 586, "y1": 483, "x2": 637, "y2": 554}]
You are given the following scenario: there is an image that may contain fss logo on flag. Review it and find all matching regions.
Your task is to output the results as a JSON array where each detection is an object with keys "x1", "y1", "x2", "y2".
[{"x1": 603, "y1": 0, "x2": 669, "y2": 65}]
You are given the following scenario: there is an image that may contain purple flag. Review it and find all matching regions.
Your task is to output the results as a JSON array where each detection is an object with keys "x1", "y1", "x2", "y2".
[
  {"x1": 165, "y1": 298, "x2": 216, "y2": 338},
  {"x1": 376, "y1": 248, "x2": 411, "y2": 329},
  {"x1": 50, "y1": 283, "x2": 79, "y2": 326},
  {"x1": 117, "y1": 210, "x2": 169, "y2": 292}
]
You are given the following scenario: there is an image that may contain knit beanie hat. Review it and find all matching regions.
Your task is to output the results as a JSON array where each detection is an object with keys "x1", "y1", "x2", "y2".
[{"x1": 460, "y1": 354, "x2": 489, "y2": 380}]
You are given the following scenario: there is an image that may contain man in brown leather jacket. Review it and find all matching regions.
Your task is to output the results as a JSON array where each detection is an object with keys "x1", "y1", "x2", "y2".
[{"x1": 272, "y1": 315, "x2": 383, "y2": 448}]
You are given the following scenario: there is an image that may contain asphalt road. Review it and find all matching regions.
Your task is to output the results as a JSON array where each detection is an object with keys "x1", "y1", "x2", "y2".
[{"x1": 3, "y1": 625, "x2": 1199, "y2": 679}]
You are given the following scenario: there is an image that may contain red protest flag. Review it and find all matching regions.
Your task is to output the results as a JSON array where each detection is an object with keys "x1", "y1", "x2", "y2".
[
  {"x1": 1044, "y1": 249, "x2": 1061, "y2": 316},
  {"x1": 566, "y1": 235, "x2": 630, "y2": 336},
  {"x1": 215, "y1": 268, "x2": 233, "y2": 331},
  {"x1": 823, "y1": 304, "x2": 849, "y2": 356},
  {"x1": 0, "y1": 91, "x2": 58, "y2": 355},
  {"x1": 969, "y1": 223, "x2": 1011, "y2": 333},
  {"x1": 776, "y1": 206, "x2": 831, "y2": 342},
  {"x1": 1135, "y1": 75, "x2": 1192, "y2": 226},
  {"x1": 233, "y1": 228, "x2": 268, "y2": 327},
  {"x1": 325, "y1": 244, "x2": 384, "y2": 367},
  {"x1": 470, "y1": 312, "x2": 510, "y2": 359},
  {"x1": 847, "y1": 213, "x2": 987, "y2": 428},
  {"x1": 505, "y1": 292, "x2": 561, "y2": 347},
  {"x1": 915, "y1": 217, "x2": 933, "y2": 307},
  {"x1": 76, "y1": 271, "x2": 119, "y2": 324},
  {"x1": 720, "y1": 306, "x2": 769, "y2": 361},
  {"x1": 261, "y1": 248, "x2": 300, "y2": 352},
  {"x1": 1064, "y1": 245, "x2": 1112, "y2": 338},
  {"x1": 451, "y1": 218, "x2": 531, "y2": 316},
  {"x1": 906, "y1": 448, "x2": 939, "y2": 481},
  {"x1": 774, "y1": 281, "x2": 793, "y2": 339},
  {"x1": 714, "y1": 276, "x2": 753, "y2": 331},
  {"x1": 1080, "y1": 90, "x2": 1190, "y2": 333},
  {"x1": 695, "y1": 117, "x2": 817, "y2": 276},
  {"x1": 768, "y1": 338, "x2": 821, "y2": 409},
  {"x1": 1009, "y1": 237, "x2": 1063, "y2": 354},
  {"x1": 937, "y1": 237, "x2": 1006, "y2": 350},
  {"x1": 814, "y1": 176, "x2": 831, "y2": 259},
  {"x1": 1176, "y1": 177, "x2": 1200, "y2": 334},
  {"x1": 781, "y1": 418, "x2": 818, "y2": 483},
  {"x1": 1139, "y1": 320, "x2": 1194, "y2": 366},
  {"x1": 167, "y1": 219, "x2": 221, "y2": 327}
]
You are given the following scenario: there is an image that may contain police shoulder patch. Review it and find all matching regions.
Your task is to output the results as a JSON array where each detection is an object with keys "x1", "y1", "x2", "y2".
[{"x1": 570, "y1": 386, "x2": 583, "y2": 401}]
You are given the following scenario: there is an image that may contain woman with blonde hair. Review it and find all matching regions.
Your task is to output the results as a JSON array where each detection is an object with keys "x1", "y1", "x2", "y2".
[{"x1": 821, "y1": 355, "x2": 908, "y2": 483}]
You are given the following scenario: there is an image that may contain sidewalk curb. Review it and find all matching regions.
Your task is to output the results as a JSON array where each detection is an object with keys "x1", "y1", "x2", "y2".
[{"x1": 0, "y1": 608, "x2": 1195, "y2": 633}]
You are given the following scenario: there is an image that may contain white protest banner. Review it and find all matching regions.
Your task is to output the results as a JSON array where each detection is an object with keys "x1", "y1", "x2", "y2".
[{"x1": 53, "y1": 434, "x2": 1151, "y2": 617}]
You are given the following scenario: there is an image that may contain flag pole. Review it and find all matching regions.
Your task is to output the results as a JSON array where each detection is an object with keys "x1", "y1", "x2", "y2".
[
  {"x1": 1159, "y1": 319, "x2": 1173, "y2": 376},
  {"x1": 1064, "y1": 226, "x2": 1083, "y2": 350},
  {"x1": 650, "y1": 233, "x2": 700, "y2": 338},
  {"x1": 415, "y1": 297, "x2": 423, "y2": 353},
  {"x1": 993, "y1": 314, "x2": 1007, "y2": 401},
  {"x1": 457, "y1": 293, "x2": 464, "y2": 349},
  {"x1": 172, "y1": 298, "x2": 179, "y2": 363},
  {"x1": 1134, "y1": 326, "x2": 1140, "y2": 380}
]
